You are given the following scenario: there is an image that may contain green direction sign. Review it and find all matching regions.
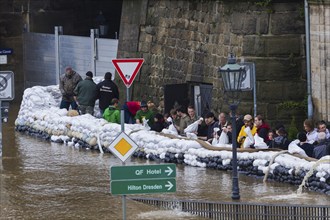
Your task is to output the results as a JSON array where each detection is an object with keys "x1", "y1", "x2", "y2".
[
  {"x1": 111, "y1": 164, "x2": 176, "y2": 180},
  {"x1": 111, "y1": 178, "x2": 176, "y2": 195}
]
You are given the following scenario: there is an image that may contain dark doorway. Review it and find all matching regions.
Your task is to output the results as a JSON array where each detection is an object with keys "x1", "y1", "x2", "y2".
[
  {"x1": 164, "y1": 84, "x2": 189, "y2": 114},
  {"x1": 164, "y1": 83, "x2": 213, "y2": 116}
]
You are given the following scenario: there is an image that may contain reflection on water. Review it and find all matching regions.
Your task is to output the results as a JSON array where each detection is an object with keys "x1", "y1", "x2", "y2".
[
  {"x1": 137, "y1": 210, "x2": 197, "y2": 219},
  {"x1": 1, "y1": 109, "x2": 329, "y2": 219}
]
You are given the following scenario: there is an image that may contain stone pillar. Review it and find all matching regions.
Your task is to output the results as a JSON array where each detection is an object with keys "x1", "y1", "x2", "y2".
[{"x1": 309, "y1": 0, "x2": 330, "y2": 121}]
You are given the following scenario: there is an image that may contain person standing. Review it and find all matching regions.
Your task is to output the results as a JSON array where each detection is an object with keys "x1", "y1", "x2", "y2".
[
  {"x1": 96, "y1": 72, "x2": 119, "y2": 115},
  {"x1": 176, "y1": 107, "x2": 190, "y2": 135},
  {"x1": 254, "y1": 114, "x2": 270, "y2": 143},
  {"x1": 187, "y1": 105, "x2": 198, "y2": 125},
  {"x1": 73, "y1": 71, "x2": 97, "y2": 115},
  {"x1": 103, "y1": 98, "x2": 120, "y2": 124},
  {"x1": 59, "y1": 67, "x2": 82, "y2": 110}
]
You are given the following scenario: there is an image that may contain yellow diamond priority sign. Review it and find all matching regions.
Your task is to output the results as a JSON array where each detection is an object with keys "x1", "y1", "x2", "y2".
[{"x1": 109, "y1": 132, "x2": 138, "y2": 162}]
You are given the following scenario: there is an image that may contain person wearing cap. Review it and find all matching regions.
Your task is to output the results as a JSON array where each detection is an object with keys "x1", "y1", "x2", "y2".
[
  {"x1": 73, "y1": 71, "x2": 97, "y2": 115},
  {"x1": 59, "y1": 66, "x2": 82, "y2": 110},
  {"x1": 237, "y1": 114, "x2": 257, "y2": 148},
  {"x1": 96, "y1": 72, "x2": 119, "y2": 115},
  {"x1": 103, "y1": 98, "x2": 120, "y2": 124},
  {"x1": 135, "y1": 101, "x2": 154, "y2": 126}
]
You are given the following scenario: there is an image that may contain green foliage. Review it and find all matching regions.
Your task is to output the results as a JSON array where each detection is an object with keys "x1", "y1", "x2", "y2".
[
  {"x1": 255, "y1": 0, "x2": 273, "y2": 13},
  {"x1": 278, "y1": 100, "x2": 306, "y2": 111},
  {"x1": 298, "y1": 5, "x2": 305, "y2": 19},
  {"x1": 288, "y1": 116, "x2": 299, "y2": 141},
  {"x1": 255, "y1": 0, "x2": 272, "y2": 7}
]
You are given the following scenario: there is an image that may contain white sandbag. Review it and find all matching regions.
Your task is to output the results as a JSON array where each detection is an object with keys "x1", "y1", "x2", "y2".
[
  {"x1": 288, "y1": 140, "x2": 308, "y2": 157},
  {"x1": 162, "y1": 124, "x2": 178, "y2": 136},
  {"x1": 184, "y1": 117, "x2": 203, "y2": 134},
  {"x1": 218, "y1": 131, "x2": 229, "y2": 145},
  {"x1": 142, "y1": 118, "x2": 150, "y2": 130},
  {"x1": 244, "y1": 126, "x2": 255, "y2": 144},
  {"x1": 243, "y1": 135, "x2": 254, "y2": 148},
  {"x1": 186, "y1": 132, "x2": 197, "y2": 139},
  {"x1": 254, "y1": 133, "x2": 268, "y2": 149},
  {"x1": 211, "y1": 137, "x2": 218, "y2": 145}
]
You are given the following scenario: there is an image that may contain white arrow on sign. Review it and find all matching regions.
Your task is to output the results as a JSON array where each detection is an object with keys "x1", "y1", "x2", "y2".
[
  {"x1": 165, "y1": 166, "x2": 173, "y2": 176},
  {"x1": 165, "y1": 181, "x2": 173, "y2": 191}
]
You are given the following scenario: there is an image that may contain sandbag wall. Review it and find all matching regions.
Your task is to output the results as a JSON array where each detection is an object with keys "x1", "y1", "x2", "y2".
[{"x1": 15, "y1": 85, "x2": 330, "y2": 195}]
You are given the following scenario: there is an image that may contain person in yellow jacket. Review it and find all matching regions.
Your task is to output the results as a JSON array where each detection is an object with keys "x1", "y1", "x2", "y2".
[{"x1": 237, "y1": 114, "x2": 257, "y2": 148}]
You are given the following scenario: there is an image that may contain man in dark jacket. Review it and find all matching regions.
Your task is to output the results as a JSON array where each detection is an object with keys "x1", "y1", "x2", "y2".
[
  {"x1": 74, "y1": 71, "x2": 97, "y2": 115},
  {"x1": 96, "y1": 72, "x2": 119, "y2": 115},
  {"x1": 59, "y1": 67, "x2": 82, "y2": 110}
]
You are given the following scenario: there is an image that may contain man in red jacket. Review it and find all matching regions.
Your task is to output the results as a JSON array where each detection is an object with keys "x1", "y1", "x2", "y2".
[{"x1": 254, "y1": 115, "x2": 270, "y2": 143}]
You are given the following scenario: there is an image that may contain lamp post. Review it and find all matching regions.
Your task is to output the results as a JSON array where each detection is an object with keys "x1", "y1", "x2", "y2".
[{"x1": 219, "y1": 53, "x2": 246, "y2": 200}]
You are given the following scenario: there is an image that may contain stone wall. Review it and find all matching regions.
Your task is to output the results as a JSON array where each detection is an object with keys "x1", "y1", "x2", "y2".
[
  {"x1": 309, "y1": 0, "x2": 330, "y2": 122},
  {"x1": 118, "y1": 0, "x2": 307, "y2": 128}
]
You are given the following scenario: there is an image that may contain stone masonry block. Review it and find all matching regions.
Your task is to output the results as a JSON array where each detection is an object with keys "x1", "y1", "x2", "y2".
[
  {"x1": 242, "y1": 36, "x2": 302, "y2": 57},
  {"x1": 231, "y1": 12, "x2": 269, "y2": 35},
  {"x1": 271, "y1": 12, "x2": 305, "y2": 35},
  {"x1": 254, "y1": 57, "x2": 302, "y2": 80}
]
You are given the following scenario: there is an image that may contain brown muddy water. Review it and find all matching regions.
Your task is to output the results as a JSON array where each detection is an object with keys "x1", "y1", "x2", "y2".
[{"x1": 1, "y1": 106, "x2": 329, "y2": 220}]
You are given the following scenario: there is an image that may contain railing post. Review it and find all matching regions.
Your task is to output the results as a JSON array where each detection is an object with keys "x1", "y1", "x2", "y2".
[
  {"x1": 90, "y1": 29, "x2": 99, "y2": 77},
  {"x1": 55, "y1": 26, "x2": 63, "y2": 84}
]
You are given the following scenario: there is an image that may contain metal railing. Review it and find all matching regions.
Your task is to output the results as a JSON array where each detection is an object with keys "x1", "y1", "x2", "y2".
[{"x1": 130, "y1": 197, "x2": 330, "y2": 220}]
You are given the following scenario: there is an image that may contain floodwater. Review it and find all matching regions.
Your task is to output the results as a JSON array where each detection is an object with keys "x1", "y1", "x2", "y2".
[{"x1": 1, "y1": 107, "x2": 329, "y2": 220}]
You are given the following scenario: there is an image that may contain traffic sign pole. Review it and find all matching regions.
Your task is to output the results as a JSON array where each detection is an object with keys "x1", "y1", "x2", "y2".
[
  {"x1": 0, "y1": 100, "x2": 2, "y2": 157},
  {"x1": 0, "y1": 71, "x2": 14, "y2": 157},
  {"x1": 120, "y1": 109, "x2": 126, "y2": 220}
]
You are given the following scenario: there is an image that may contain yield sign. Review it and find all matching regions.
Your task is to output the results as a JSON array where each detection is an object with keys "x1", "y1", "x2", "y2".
[{"x1": 112, "y1": 58, "x2": 144, "y2": 88}]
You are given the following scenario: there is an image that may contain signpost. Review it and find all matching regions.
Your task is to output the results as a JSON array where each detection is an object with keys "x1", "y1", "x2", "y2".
[
  {"x1": 112, "y1": 58, "x2": 144, "y2": 101},
  {"x1": 108, "y1": 132, "x2": 139, "y2": 162},
  {"x1": 0, "y1": 71, "x2": 15, "y2": 101},
  {"x1": 0, "y1": 71, "x2": 14, "y2": 157},
  {"x1": 0, "y1": 48, "x2": 13, "y2": 65},
  {"x1": 110, "y1": 164, "x2": 176, "y2": 195},
  {"x1": 111, "y1": 178, "x2": 176, "y2": 195}
]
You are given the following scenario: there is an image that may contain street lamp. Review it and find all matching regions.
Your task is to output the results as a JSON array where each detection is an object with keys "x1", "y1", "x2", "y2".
[{"x1": 219, "y1": 53, "x2": 246, "y2": 200}]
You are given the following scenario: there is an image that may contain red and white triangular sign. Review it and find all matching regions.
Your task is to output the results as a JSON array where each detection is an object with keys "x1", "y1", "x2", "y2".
[{"x1": 112, "y1": 58, "x2": 144, "y2": 88}]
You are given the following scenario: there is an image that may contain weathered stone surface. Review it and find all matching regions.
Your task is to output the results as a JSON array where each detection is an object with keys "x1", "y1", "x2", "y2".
[
  {"x1": 257, "y1": 81, "x2": 306, "y2": 102},
  {"x1": 231, "y1": 12, "x2": 269, "y2": 35},
  {"x1": 254, "y1": 57, "x2": 303, "y2": 81},
  {"x1": 271, "y1": 12, "x2": 305, "y2": 35},
  {"x1": 242, "y1": 36, "x2": 302, "y2": 57}
]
